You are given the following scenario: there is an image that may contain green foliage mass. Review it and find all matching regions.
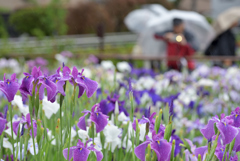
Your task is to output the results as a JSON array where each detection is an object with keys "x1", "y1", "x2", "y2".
[
  {"x1": 0, "y1": 15, "x2": 8, "y2": 38},
  {"x1": 9, "y1": 5, "x2": 67, "y2": 37}
]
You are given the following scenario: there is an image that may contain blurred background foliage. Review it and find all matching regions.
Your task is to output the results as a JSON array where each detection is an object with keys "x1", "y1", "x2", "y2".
[
  {"x1": 0, "y1": 0, "x2": 175, "y2": 38},
  {"x1": 9, "y1": 4, "x2": 67, "y2": 37}
]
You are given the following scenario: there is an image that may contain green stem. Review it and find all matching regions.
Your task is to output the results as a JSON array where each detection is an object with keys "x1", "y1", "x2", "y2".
[
  {"x1": 29, "y1": 111, "x2": 37, "y2": 156},
  {"x1": 23, "y1": 133, "x2": 29, "y2": 161},
  {"x1": 228, "y1": 138, "x2": 236, "y2": 161},
  {"x1": 67, "y1": 122, "x2": 72, "y2": 161},
  {"x1": 206, "y1": 131, "x2": 220, "y2": 161},
  {"x1": 9, "y1": 102, "x2": 15, "y2": 159},
  {"x1": 59, "y1": 83, "x2": 66, "y2": 145},
  {"x1": 91, "y1": 122, "x2": 95, "y2": 144},
  {"x1": 129, "y1": 92, "x2": 134, "y2": 122},
  {"x1": 222, "y1": 144, "x2": 229, "y2": 161},
  {"x1": 20, "y1": 132, "x2": 23, "y2": 161},
  {"x1": 131, "y1": 131, "x2": 135, "y2": 161},
  {"x1": 15, "y1": 125, "x2": 21, "y2": 161},
  {"x1": 0, "y1": 132, "x2": 4, "y2": 159},
  {"x1": 67, "y1": 85, "x2": 76, "y2": 160},
  {"x1": 28, "y1": 82, "x2": 37, "y2": 157}
]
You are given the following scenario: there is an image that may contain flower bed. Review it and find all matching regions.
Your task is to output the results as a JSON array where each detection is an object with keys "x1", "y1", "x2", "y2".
[{"x1": 0, "y1": 55, "x2": 240, "y2": 161}]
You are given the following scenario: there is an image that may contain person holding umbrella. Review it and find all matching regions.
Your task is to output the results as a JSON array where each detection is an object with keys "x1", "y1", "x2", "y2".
[
  {"x1": 155, "y1": 18, "x2": 197, "y2": 71},
  {"x1": 205, "y1": 7, "x2": 240, "y2": 67}
]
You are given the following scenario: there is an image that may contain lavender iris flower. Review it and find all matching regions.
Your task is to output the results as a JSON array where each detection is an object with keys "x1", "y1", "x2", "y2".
[
  {"x1": 232, "y1": 128, "x2": 240, "y2": 152},
  {"x1": 19, "y1": 66, "x2": 57, "y2": 102},
  {"x1": 140, "y1": 89, "x2": 162, "y2": 106},
  {"x1": 132, "y1": 111, "x2": 156, "y2": 133},
  {"x1": 230, "y1": 155, "x2": 238, "y2": 161},
  {"x1": 77, "y1": 104, "x2": 108, "y2": 133},
  {"x1": 0, "y1": 107, "x2": 8, "y2": 135},
  {"x1": 215, "y1": 143, "x2": 229, "y2": 161},
  {"x1": 184, "y1": 139, "x2": 207, "y2": 161},
  {"x1": 47, "y1": 66, "x2": 70, "y2": 102},
  {"x1": 63, "y1": 139, "x2": 103, "y2": 161},
  {"x1": 0, "y1": 73, "x2": 20, "y2": 102},
  {"x1": 227, "y1": 107, "x2": 240, "y2": 127},
  {"x1": 0, "y1": 118, "x2": 7, "y2": 136},
  {"x1": 131, "y1": 68, "x2": 156, "y2": 78},
  {"x1": 163, "y1": 93, "x2": 179, "y2": 117},
  {"x1": 134, "y1": 131, "x2": 172, "y2": 161},
  {"x1": 171, "y1": 130, "x2": 183, "y2": 157},
  {"x1": 12, "y1": 113, "x2": 37, "y2": 138},
  {"x1": 201, "y1": 114, "x2": 238, "y2": 145},
  {"x1": 99, "y1": 94, "x2": 129, "y2": 116},
  {"x1": 88, "y1": 55, "x2": 99, "y2": 64},
  {"x1": 70, "y1": 66, "x2": 98, "y2": 98}
]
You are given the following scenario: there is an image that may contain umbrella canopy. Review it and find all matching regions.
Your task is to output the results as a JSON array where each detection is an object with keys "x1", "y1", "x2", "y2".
[
  {"x1": 137, "y1": 10, "x2": 215, "y2": 56},
  {"x1": 124, "y1": 4, "x2": 168, "y2": 33},
  {"x1": 213, "y1": 7, "x2": 240, "y2": 36}
]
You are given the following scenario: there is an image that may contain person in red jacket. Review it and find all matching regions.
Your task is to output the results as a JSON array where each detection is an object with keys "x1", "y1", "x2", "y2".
[{"x1": 155, "y1": 18, "x2": 197, "y2": 71}]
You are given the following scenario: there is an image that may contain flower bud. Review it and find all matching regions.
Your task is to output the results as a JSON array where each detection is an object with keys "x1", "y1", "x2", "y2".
[{"x1": 114, "y1": 101, "x2": 119, "y2": 115}]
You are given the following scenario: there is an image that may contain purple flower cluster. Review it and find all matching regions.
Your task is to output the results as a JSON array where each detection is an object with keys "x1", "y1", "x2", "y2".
[{"x1": 0, "y1": 65, "x2": 99, "y2": 136}]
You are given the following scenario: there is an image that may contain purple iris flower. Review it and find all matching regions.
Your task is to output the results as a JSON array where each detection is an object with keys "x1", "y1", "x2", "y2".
[
  {"x1": 184, "y1": 139, "x2": 207, "y2": 161},
  {"x1": 141, "y1": 89, "x2": 162, "y2": 106},
  {"x1": 0, "y1": 73, "x2": 20, "y2": 102},
  {"x1": 87, "y1": 54, "x2": 99, "y2": 64},
  {"x1": 127, "y1": 78, "x2": 141, "y2": 105},
  {"x1": 164, "y1": 70, "x2": 182, "y2": 84},
  {"x1": 214, "y1": 141, "x2": 239, "y2": 161},
  {"x1": 118, "y1": 78, "x2": 141, "y2": 105},
  {"x1": 12, "y1": 113, "x2": 37, "y2": 137},
  {"x1": 70, "y1": 67, "x2": 98, "y2": 98},
  {"x1": 227, "y1": 107, "x2": 240, "y2": 127},
  {"x1": 134, "y1": 131, "x2": 172, "y2": 161},
  {"x1": 19, "y1": 66, "x2": 57, "y2": 102},
  {"x1": 187, "y1": 101, "x2": 203, "y2": 116},
  {"x1": 215, "y1": 143, "x2": 232, "y2": 161},
  {"x1": 163, "y1": 93, "x2": 179, "y2": 117},
  {"x1": 99, "y1": 99, "x2": 114, "y2": 115},
  {"x1": 96, "y1": 88, "x2": 102, "y2": 100},
  {"x1": 230, "y1": 155, "x2": 238, "y2": 161},
  {"x1": 233, "y1": 128, "x2": 240, "y2": 152},
  {"x1": 131, "y1": 68, "x2": 156, "y2": 78},
  {"x1": 132, "y1": 110, "x2": 156, "y2": 133},
  {"x1": 0, "y1": 107, "x2": 8, "y2": 135},
  {"x1": 201, "y1": 114, "x2": 238, "y2": 145},
  {"x1": 47, "y1": 66, "x2": 69, "y2": 102},
  {"x1": 197, "y1": 87, "x2": 210, "y2": 97},
  {"x1": 170, "y1": 130, "x2": 183, "y2": 157},
  {"x1": 3, "y1": 154, "x2": 14, "y2": 161},
  {"x1": 63, "y1": 139, "x2": 103, "y2": 161},
  {"x1": 144, "y1": 106, "x2": 151, "y2": 118},
  {"x1": 77, "y1": 104, "x2": 108, "y2": 133},
  {"x1": 99, "y1": 94, "x2": 129, "y2": 116}
]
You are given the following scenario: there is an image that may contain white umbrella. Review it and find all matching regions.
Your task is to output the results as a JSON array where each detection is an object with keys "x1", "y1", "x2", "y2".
[
  {"x1": 213, "y1": 7, "x2": 240, "y2": 36},
  {"x1": 124, "y1": 4, "x2": 168, "y2": 33},
  {"x1": 142, "y1": 4, "x2": 168, "y2": 15},
  {"x1": 138, "y1": 10, "x2": 215, "y2": 56}
]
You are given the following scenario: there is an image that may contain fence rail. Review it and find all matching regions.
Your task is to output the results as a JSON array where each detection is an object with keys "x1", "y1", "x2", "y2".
[
  {"x1": 0, "y1": 32, "x2": 138, "y2": 53},
  {"x1": 96, "y1": 54, "x2": 240, "y2": 61},
  {"x1": 5, "y1": 52, "x2": 240, "y2": 63}
]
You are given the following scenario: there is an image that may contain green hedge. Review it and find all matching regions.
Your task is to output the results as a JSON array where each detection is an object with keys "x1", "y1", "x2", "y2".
[
  {"x1": 9, "y1": 5, "x2": 67, "y2": 37},
  {"x1": 0, "y1": 16, "x2": 8, "y2": 38}
]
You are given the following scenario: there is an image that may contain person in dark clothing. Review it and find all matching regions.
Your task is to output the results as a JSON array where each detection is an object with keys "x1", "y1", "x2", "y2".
[
  {"x1": 205, "y1": 21, "x2": 238, "y2": 67},
  {"x1": 155, "y1": 18, "x2": 197, "y2": 71}
]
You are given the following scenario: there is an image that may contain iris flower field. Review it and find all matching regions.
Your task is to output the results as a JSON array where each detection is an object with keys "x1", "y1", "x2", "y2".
[{"x1": 1, "y1": 53, "x2": 240, "y2": 161}]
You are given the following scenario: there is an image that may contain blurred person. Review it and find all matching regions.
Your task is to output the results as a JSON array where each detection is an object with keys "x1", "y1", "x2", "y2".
[
  {"x1": 155, "y1": 18, "x2": 197, "y2": 71},
  {"x1": 205, "y1": 21, "x2": 239, "y2": 67}
]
